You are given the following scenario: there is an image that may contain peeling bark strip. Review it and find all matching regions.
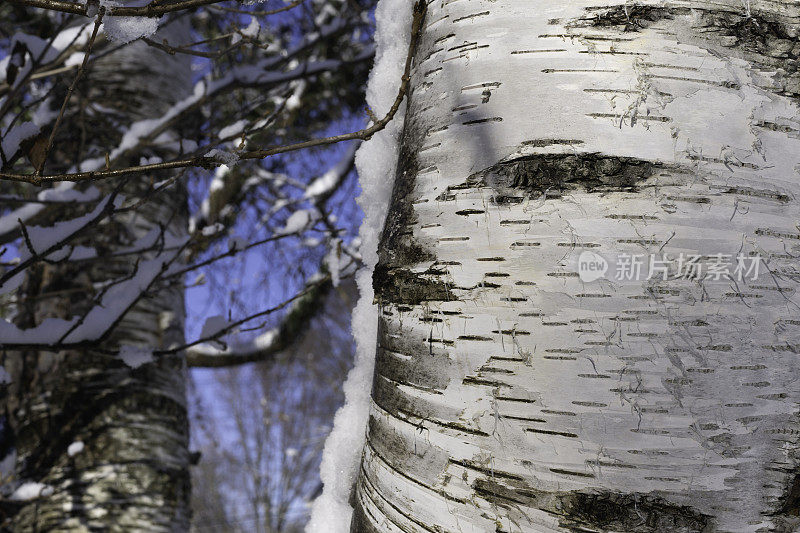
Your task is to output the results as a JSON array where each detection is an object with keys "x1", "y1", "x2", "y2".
[
  {"x1": 355, "y1": 1, "x2": 800, "y2": 532},
  {"x1": 2, "y1": 22, "x2": 193, "y2": 532}
]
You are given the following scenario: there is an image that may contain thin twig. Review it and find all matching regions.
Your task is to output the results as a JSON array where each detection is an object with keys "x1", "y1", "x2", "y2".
[
  {"x1": 10, "y1": 0, "x2": 230, "y2": 17},
  {"x1": 0, "y1": 189, "x2": 121, "y2": 288},
  {"x1": 210, "y1": 0, "x2": 305, "y2": 17},
  {"x1": 161, "y1": 273, "x2": 332, "y2": 357},
  {"x1": 35, "y1": 11, "x2": 104, "y2": 177}
]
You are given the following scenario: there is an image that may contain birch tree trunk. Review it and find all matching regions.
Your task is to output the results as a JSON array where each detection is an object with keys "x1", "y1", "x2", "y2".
[
  {"x1": 3, "y1": 18, "x2": 193, "y2": 531},
  {"x1": 355, "y1": 1, "x2": 800, "y2": 531}
]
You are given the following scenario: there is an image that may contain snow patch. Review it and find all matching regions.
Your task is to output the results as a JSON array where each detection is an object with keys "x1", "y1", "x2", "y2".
[
  {"x1": 12, "y1": 194, "x2": 117, "y2": 266},
  {"x1": 39, "y1": 183, "x2": 100, "y2": 203},
  {"x1": 9, "y1": 482, "x2": 54, "y2": 501},
  {"x1": 1, "y1": 121, "x2": 39, "y2": 158},
  {"x1": 278, "y1": 209, "x2": 316, "y2": 235},
  {"x1": 0, "y1": 271, "x2": 24, "y2": 297},
  {"x1": 304, "y1": 142, "x2": 358, "y2": 199},
  {"x1": 0, "y1": 232, "x2": 187, "y2": 346},
  {"x1": 68, "y1": 246, "x2": 98, "y2": 261},
  {"x1": 219, "y1": 120, "x2": 247, "y2": 140},
  {"x1": 201, "y1": 222, "x2": 224, "y2": 237},
  {"x1": 78, "y1": 81, "x2": 206, "y2": 173},
  {"x1": 241, "y1": 16, "x2": 260, "y2": 38},
  {"x1": 67, "y1": 441, "x2": 85, "y2": 457},
  {"x1": 206, "y1": 148, "x2": 239, "y2": 166},
  {"x1": 0, "y1": 316, "x2": 79, "y2": 345},
  {"x1": 101, "y1": 1, "x2": 160, "y2": 44},
  {"x1": 64, "y1": 52, "x2": 86, "y2": 67},
  {"x1": 118, "y1": 345, "x2": 153, "y2": 369},
  {"x1": 325, "y1": 239, "x2": 341, "y2": 288},
  {"x1": 0, "y1": 203, "x2": 43, "y2": 238},
  {"x1": 307, "y1": 0, "x2": 412, "y2": 530},
  {"x1": 0, "y1": 451, "x2": 15, "y2": 481},
  {"x1": 0, "y1": 25, "x2": 93, "y2": 85}
]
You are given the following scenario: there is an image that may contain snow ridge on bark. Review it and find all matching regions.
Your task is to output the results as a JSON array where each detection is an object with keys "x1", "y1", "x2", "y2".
[{"x1": 306, "y1": 1, "x2": 413, "y2": 532}]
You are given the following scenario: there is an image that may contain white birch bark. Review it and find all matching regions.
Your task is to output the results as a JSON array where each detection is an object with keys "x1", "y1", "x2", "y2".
[
  {"x1": 3, "y1": 18, "x2": 193, "y2": 532},
  {"x1": 355, "y1": 1, "x2": 800, "y2": 531}
]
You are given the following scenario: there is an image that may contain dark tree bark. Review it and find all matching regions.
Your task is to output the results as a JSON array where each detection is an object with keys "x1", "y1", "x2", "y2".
[{"x1": 3, "y1": 18, "x2": 194, "y2": 531}]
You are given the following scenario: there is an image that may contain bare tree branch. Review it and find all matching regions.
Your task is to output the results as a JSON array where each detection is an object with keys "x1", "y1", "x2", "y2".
[
  {"x1": 186, "y1": 273, "x2": 334, "y2": 367},
  {"x1": 210, "y1": 0, "x2": 306, "y2": 17},
  {"x1": 0, "y1": 190, "x2": 119, "y2": 288},
  {"x1": 10, "y1": 0, "x2": 234, "y2": 17},
  {"x1": 36, "y1": 11, "x2": 104, "y2": 176}
]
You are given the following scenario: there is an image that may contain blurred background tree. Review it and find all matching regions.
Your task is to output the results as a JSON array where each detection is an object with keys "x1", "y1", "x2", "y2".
[
  {"x1": 0, "y1": 0, "x2": 382, "y2": 529},
  {"x1": 190, "y1": 280, "x2": 356, "y2": 532}
]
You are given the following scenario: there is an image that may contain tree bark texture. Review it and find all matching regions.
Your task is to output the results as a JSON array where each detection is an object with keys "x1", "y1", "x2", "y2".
[
  {"x1": 356, "y1": 1, "x2": 800, "y2": 532},
  {"x1": 3, "y1": 19, "x2": 193, "y2": 532}
]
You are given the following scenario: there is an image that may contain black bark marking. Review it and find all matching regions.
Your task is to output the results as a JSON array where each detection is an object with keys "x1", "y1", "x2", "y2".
[
  {"x1": 556, "y1": 491, "x2": 711, "y2": 532},
  {"x1": 377, "y1": 317, "x2": 452, "y2": 392},
  {"x1": 470, "y1": 153, "x2": 658, "y2": 197},
  {"x1": 512, "y1": 48, "x2": 568, "y2": 54},
  {"x1": 451, "y1": 458, "x2": 523, "y2": 481},
  {"x1": 462, "y1": 376, "x2": 508, "y2": 388},
  {"x1": 473, "y1": 478, "x2": 536, "y2": 506},
  {"x1": 453, "y1": 11, "x2": 490, "y2": 23},
  {"x1": 522, "y1": 138, "x2": 585, "y2": 147},
  {"x1": 492, "y1": 195, "x2": 524, "y2": 205},
  {"x1": 577, "y1": 5, "x2": 686, "y2": 32},
  {"x1": 549, "y1": 467, "x2": 595, "y2": 478},
  {"x1": 373, "y1": 265, "x2": 453, "y2": 305},
  {"x1": 526, "y1": 428, "x2": 579, "y2": 438},
  {"x1": 495, "y1": 396, "x2": 536, "y2": 403},
  {"x1": 473, "y1": 478, "x2": 712, "y2": 533},
  {"x1": 463, "y1": 117, "x2": 503, "y2": 125},
  {"x1": 372, "y1": 376, "x2": 460, "y2": 434},
  {"x1": 377, "y1": 88, "x2": 438, "y2": 277}
]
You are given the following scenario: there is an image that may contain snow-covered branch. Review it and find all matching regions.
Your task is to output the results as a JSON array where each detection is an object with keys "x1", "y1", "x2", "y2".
[
  {"x1": 9, "y1": 0, "x2": 235, "y2": 17},
  {"x1": 0, "y1": 229, "x2": 189, "y2": 348},
  {"x1": 0, "y1": 2, "x2": 430, "y2": 185},
  {"x1": 185, "y1": 272, "x2": 336, "y2": 367}
]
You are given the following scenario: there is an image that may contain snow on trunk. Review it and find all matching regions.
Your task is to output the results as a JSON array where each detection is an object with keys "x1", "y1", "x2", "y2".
[
  {"x1": 3, "y1": 16, "x2": 194, "y2": 532},
  {"x1": 307, "y1": 1, "x2": 414, "y2": 531},
  {"x1": 353, "y1": 1, "x2": 800, "y2": 532}
]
